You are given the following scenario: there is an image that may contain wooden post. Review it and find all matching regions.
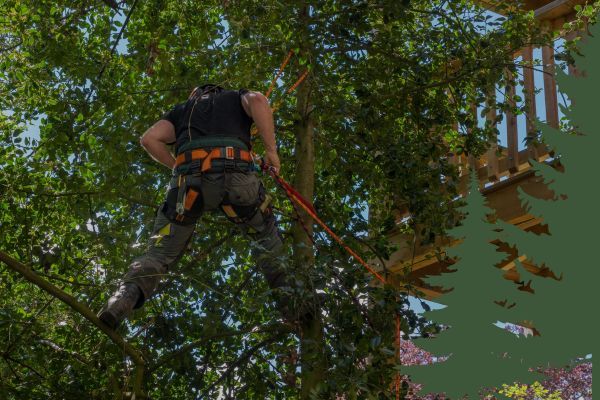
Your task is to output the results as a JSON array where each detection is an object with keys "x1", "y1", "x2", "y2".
[
  {"x1": 485, "y1": 94, "x2": 499, "y2": 181},
  {"x1": 565, "y1": 29, "x2": 587, "y2": 77},
  {"x1": 505, "y1": 70, "x2": 519, "y2": 174},
  {"x1": 566, "y1": 30, "x2": 579, "y2": 76},
  {"x1": 521, "y1": 45, "x2": 542, "y2": 161},
  {"x1": 450, "y1": 121, "x2": 464, "y2": 175},
  {"x1": 542, "y1": 43, "x2": 559, "y2": 129},
  {"x1": 468, "y1": 104, "x2": 481, "y2": 174}
]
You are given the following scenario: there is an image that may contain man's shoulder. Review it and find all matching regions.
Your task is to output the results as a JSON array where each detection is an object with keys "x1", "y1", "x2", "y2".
[{"x1": 221, "y1": 88, "x2": 251, "y2": 98}]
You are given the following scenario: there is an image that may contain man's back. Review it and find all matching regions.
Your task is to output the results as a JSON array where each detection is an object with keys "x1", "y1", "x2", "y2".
[{"x1": 163, "y1": 87, "x2": 254, "y2": 152}]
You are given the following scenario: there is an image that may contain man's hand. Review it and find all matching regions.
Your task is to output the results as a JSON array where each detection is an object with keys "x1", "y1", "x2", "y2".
[{"x1": 264, "y1": 150, "x2": 281, "y2": 173}]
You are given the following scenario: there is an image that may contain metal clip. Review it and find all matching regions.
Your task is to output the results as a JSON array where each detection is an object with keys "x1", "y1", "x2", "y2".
[{"x1": 176, "y1": 175, "x2": 187, "y2": 215}]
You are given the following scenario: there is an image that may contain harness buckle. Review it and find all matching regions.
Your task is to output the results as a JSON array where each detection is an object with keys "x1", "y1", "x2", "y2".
[{"x1": 225, "y1": 146, "x2": 235, "y2": 160}]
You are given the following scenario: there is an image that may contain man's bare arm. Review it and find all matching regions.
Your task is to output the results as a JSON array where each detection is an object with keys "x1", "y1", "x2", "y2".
[
  {"x1": 242, "y1": 91, "x2": 280, "y2": 172},
  {"x1": 140, "y1": 120, "x2": 177, "y2": 169}
]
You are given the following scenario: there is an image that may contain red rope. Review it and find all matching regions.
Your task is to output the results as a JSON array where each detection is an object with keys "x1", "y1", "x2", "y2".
[
  {"x1": 265, "y1": 165, "x2": 401, "y2": 397},
  {"x1": 286, "y1": 69, "x2": 309, "y2": 94},
  {"x1": 395, "y1": 314, "x2": 401, "y2": 400},
  {"x1": 265, "y1": 166, "x2": 386, "y2": 284},
  {"x1": 277, "y1": 178, "x2": 316, "y2": 246}
]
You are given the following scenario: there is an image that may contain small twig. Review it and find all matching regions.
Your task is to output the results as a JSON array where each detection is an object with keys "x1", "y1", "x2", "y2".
[
  {"x1": 148, "y1": 324, "x2": 290, "y2": 373},
  {"x1": 200, "y1": 335, "x2": 282, "y2": 397},
  {"x1": 97, "y1": 0, "x2": 139, "y2": 80}
]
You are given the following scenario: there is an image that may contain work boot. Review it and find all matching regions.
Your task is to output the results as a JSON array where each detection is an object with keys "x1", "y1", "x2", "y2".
[{"x1": 97, "y1": 283, "x2": 141, "y2": 330}]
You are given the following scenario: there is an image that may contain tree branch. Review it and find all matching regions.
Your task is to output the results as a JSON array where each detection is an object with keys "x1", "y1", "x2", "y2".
[
  {"x1": 200, "y1": 335, "x2": 282, "y2": 397},
  {"x1": 0, "y1": 249, "x2": 147, "y2": 396},
  {"x1": 1, "y1": 353, "x2": 45, "y2": 380},
  {"x1": 100, "y1": 0, "x2": 119, "y2": 10},
  {"x1": 0, "y1": 38, "x2": 23, "y2": 53},
  {"x1": 148, "y1": 324, "x2": 290, "y2": 373},
  {"x1": 97, "y1": 0, "x2": 138, "y2": 80},
  {"x1": 2, "y1": 184, "x2": 157, "y2": 208}
]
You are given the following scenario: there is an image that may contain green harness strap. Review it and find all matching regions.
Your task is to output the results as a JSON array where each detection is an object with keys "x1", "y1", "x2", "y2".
[
  {"x1": 174, "y1": 137, "x2": 254, "y2": 175},
  {"x1": 176, "y1": 137, "x2": 249, "y2": 155}
]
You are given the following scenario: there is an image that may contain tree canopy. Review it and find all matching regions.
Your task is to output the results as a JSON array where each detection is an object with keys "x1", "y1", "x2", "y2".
[{"x1": 0, "y1": 1, "x2": 561, "y2": 398}]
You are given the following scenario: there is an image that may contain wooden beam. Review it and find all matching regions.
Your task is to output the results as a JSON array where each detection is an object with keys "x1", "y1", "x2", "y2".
[
  {"x1": 521, "y1": 45, "x2": 547, "y2": 162},
  {"x1": 404, "y1": 285, "x2": 444, "y2": 300},
  {"x1": 518, "y1": 217, "x2": 545, "y2": 231},
  {"x1": 535, "y1": 0, "x2": 588, "y2": 21},
  {"x1": 472, "y1": 0, "x2": 574, "y2": 15},
  {"x1": 485, "y1": 94, "x2": 500, "y2": 181},
  {"x1": 468, "y1": 104, "x2": 481, "y2": 172},
  {"x1": 507, "y1": 214, "x2": 545, "y2": 231},
  {"x1": 565, "y1": 27, "x2": 588, "y2": 77},
  {"x1": 505, "y1": 70, "x2": 519, "y2": 174},
  {"x1": 542, "y1": 44, "x2": 560, "y2": 129},
  {"x1": 389, "y1": 240, "x2": 459, "y2": 274},
  {"x1": 501, "y1": 254, "x2": 528, "y2": 271},
  {"x1": 507, "y1": 213, "x2": 537, "y2": 225}
]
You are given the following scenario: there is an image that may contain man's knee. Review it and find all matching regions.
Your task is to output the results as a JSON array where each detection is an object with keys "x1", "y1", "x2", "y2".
[
  {"x1": 146, "y1": 213, "x2": 195, "y2": 268},
  {"x1": 123, "y1": 256, "x2": 166, "y2": 308},
  {"x1": 223, "y1": 182, "x2": 283, "y2": 250}
]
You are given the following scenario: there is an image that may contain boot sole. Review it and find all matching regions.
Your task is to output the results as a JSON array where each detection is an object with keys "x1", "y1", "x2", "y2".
[{"x1": 98, "y1": 310, "x2": 119, "y2": 330}]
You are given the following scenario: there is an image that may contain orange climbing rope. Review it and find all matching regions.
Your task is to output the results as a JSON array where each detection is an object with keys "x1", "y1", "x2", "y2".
[
  {"x1": 395, "y1": 314, "x2": 402, "y2": 400},
  {"x1": 251, "y1": 52, "x2": 308, "y2": 136},
  {"x1": 285, "y1": 69, "x2": 309, "y2": 95},
  {"x1": 265, "y1": 50, "x2": 294, "y2": 98},
  {"x1": 266, "y1": 166, "x2": 386, "y2": 284},
  {"x1": 258, "y1": 50, "x2": 402, "y2": 398}
]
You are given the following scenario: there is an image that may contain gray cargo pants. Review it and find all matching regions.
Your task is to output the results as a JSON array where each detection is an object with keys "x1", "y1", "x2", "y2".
[{"x1": 122, "y1": 170, "x2": 295, "y2": 316}]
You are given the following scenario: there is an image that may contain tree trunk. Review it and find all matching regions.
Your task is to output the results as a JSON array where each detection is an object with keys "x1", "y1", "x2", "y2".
[{"x1": 292, "y1": 54, "x2": 325, "y2": 400}]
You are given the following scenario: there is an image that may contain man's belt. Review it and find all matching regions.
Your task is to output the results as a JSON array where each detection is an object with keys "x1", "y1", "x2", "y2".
[{"x1": 175, "y1": 146, "x2": 253, "y2": 173}]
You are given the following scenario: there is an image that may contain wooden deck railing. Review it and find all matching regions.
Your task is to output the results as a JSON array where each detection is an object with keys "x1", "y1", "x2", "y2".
[
  {"x1": 384, "y1": 2, "x2": 589, "y2": 298},
  {"x1": 448, "y1": 26, "x2": 583, "y2": 192}
]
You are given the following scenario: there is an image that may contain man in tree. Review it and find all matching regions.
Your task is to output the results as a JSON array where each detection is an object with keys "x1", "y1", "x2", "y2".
[{"x1": 98, "y1": 84, "x2": 296, "y2": 330}]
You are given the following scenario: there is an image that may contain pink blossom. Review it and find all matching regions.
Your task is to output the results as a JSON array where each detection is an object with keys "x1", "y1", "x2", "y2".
[{"x1": 397, "y1": 340, "x2": 591, "y2": 400}]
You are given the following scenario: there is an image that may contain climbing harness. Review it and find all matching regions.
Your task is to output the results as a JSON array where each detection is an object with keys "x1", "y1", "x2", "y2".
[
  {"x1": 174, "y1": 146, "x2": 253, "y2": 173},
  {"x1": 166, "y1": 135, "x2": 255, "y2": 224}
]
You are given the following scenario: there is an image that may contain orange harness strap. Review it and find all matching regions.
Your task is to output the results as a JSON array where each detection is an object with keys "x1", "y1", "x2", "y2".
[
  {"x1": 184, "y1": 189, "x2": 199, "y2": 211},
  {"x1": 175, "y1": 147, "x2": 253, "y2": 172}
]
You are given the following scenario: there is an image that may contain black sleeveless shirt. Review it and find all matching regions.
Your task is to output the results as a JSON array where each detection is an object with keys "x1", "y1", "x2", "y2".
[{"x1": 161, "y1": 88, "x2": 254, "y2": 152}]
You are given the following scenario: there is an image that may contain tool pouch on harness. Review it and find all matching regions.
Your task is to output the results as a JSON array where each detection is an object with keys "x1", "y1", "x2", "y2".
[
  {"x1": 162, "y1": 175, "x2": 203, "y2": 225},
  {"x1": 165, "y1": 137, "x2": 256, "y2": 225},
  {"x1": 221, "y1": 176, "x2": 273, "y2": 234}
]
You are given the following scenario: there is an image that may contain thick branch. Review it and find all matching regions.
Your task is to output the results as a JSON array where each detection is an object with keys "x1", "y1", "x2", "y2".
[
  {"x1": 0, "y1": 250, "x2": 145, "y2": 367},
  {"x1": 2, "y1": 184, "x2": 157, "y2": 208}
]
